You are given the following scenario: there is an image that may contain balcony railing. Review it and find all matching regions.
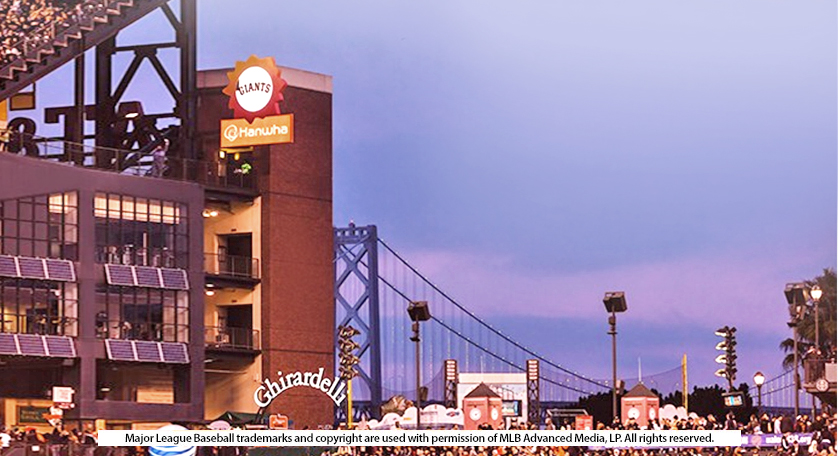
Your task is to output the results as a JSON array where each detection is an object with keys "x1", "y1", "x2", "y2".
[
  {"x1": 205, "y1": 326, "x2": 260, "y2": 351},
  {"x1": 7, "y1": 133, "x2": 258, "y2": 192},
  {"x1": 804, "y1": 357, "x2": 834, "y2": 384},
  {"x1": 95, "y1": 320, "x2": 189, "y2": 343},
  {"x1": 204, "y1": 253, "x2": 260, "y2": 279},
  {"x1": 0, "y1": 316, "x2": 78, "y2": 337}
]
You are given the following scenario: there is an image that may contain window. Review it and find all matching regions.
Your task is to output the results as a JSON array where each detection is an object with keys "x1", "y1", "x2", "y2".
[
  {"x1": 94, "y1": 193, "x2": 189, "y2": 268},
  {"x1": 0, "y1": 192, "x2": 78, "y2": 260},
  {"x1": 0, "y1": 278, "x2": 78, "y2": 336},
  {"x1": 96, "y1": 285, "x2": 189, "y2": 342}
]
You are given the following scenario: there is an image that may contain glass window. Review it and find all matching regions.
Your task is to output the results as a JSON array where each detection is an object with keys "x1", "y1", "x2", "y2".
[
  {"x1": 0, "y1": 278, "x2": 78, "y2": 336},
  {"x1": 0, "y1": 192, "x2": 78, "y2": 260},
  {"x1": 94, "y1": 193, "x2": 188, "y2": 268},
  {"x1": 95, "y1": 285, "x2": 189, "y2": 342}
]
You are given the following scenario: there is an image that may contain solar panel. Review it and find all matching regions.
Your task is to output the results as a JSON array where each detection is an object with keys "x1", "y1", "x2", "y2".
[
  {"x1": 160, "y1": 268, "x2": 189, "y2": 290},
  {"x1": 44, "y1": 336, "x2": 76, "y2": 358},
  {"x1": 0, "y1": 255, "x2": 18, "y2": 278},
  {"x1": 134, "y1": 341, "x2": 163, "y2": 362},
  {"x1": 45, "y1": 259, "x2": 76, "y2": 282},
  {"x1": 105, "y1": 264, "x2": 136, "y2": 286},
  {"x1": 17, "y1": 333, "x2": 47, "y2": 356},
  {"x1": 160, "y1": 342, "x2": 189, "y2": 363},
  {"x1": 105, "y1": 339, "x2": 137, "y2": 361},
  {"x1": 17, "y1": 257, "x2": 46, "y2": 279},
  {"x1": 0, "y1": 333, "x2": 19, "y2": 355},
  {"x1": 134, "y1": 266, "x2": 162, "y2": 288}
]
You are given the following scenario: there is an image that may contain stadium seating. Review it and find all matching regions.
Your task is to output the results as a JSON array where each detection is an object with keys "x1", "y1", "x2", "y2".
[{"x1": 0, "y1": 0, "x2": 169, "y2": 101}]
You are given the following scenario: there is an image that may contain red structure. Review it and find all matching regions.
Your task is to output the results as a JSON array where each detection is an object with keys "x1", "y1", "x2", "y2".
[
  {"x1": 621, "y1": 383, "x2": 660, "y2": 428},
  {"x1": 462, "y1": 383, "x2": 503, "y2": 430}
]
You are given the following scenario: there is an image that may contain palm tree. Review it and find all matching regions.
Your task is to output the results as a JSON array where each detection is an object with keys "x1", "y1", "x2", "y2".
[{"x1": 779, "y1": 268, "x2": 837, "y2": 369}]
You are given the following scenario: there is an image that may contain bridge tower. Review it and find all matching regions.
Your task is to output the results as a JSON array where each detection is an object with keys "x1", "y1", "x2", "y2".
[{"x1": 334, "y1": 224, "x2": 383, "y2": 418}]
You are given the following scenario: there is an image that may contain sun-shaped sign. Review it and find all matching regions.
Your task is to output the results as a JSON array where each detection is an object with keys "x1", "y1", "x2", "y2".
[{"x1": 222, "y1": 55, "x2": 287, "y2": 123}]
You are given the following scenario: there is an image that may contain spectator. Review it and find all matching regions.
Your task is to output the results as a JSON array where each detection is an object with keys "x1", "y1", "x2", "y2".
[{"x1": 0, "y1": 425, "x2": 11, "y2": 448}]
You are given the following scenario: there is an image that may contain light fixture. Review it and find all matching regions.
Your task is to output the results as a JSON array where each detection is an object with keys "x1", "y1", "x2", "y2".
[
  {"x1": 603, "y1": 291, "x2": 628, "y2": 423},
  {"x1": 119, "y1": 101, "x2": 143, "y2": 119},
  {"x1": 811, "y1": 285, "x2": 822, "y2": 302},
  {"x1": 407, "y1": 301, "x2": 431, "y2": 322},
  {"x1": 407, "y1": 301, "x2": 431, "y2": 429},
  {"x1": 753, "y1": 371, "x2": 765, "y2": 414},
  {"x1": 219, "y1": 150, "x2": 226, "y2": 159},
  {"x1": 202, "y1": 209, "x2": 220, "y2": 218}
]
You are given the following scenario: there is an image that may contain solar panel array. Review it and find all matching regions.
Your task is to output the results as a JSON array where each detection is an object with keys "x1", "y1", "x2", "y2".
[
  {"x1": 45, "y1": 259, "x2": 76, "y2": 281},
  {"x1": 159, "y1": 342, "x2": 189, "y2": 363},
  {"x1": 105, "y1": 339, "x2": 136, "y2": 361},
  {"x1": 18, "y1": 258, "x2": 46, "y2": 279},
  {"x1": 104, "y1": 340, "x2": 189, "y2": 364},
  {"x1": 0, "y1": 333, "x2": 17, "y2": 355},
  {"x1": 105, "y1": 264, "x2": 135, "y2": 286},
  {"x1": 105, "y1": 265, "x2": 189, "y2": 290},
  {"x1": 135, "y1": 266, "x2": 162, "y2": 288},
  {"x1": 0, "y1": 255, "x2": 75, "y2": 281},
  {"x1": 160, "y1": 268, "x2": 189, "y2": 290},
  {"x1": 0, "y1": 334, "x2": 77, "y2": 357},
  {"x1": 134, "y1": 341, "x2": 163, "y2": 362}
]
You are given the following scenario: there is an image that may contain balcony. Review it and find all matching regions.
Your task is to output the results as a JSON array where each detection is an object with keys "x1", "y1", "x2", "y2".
[
  {"x1": 205, "y1": 326, "x2": 260, "y2": 354},
  {"x1": 204, "y1": 253, "x2": 260, "y2": 288}
]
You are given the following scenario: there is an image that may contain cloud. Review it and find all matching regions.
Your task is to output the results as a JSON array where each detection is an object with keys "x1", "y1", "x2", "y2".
[{"x1": 394, "y1": 243, "x2": 823, "y2": 335}]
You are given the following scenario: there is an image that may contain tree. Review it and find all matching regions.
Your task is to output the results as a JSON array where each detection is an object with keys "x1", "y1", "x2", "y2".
[{"x1": 779, "y1": 268, "x2": 837, "y2": 369}]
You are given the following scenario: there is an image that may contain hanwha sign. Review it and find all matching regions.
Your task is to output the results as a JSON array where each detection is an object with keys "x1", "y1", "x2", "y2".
[{"x1": 223, "y1": 55, "x2": 287, "y2": 123}]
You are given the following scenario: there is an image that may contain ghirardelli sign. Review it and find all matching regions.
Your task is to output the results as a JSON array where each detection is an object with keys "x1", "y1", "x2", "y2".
[{"x1": 254, "y1": 367, "x2": 346, "y2": 407}]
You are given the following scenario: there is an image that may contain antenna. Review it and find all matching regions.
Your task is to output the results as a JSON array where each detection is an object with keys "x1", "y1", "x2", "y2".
[{"x1": 638, "y1": 357, "x2": 642, "y2": 384}]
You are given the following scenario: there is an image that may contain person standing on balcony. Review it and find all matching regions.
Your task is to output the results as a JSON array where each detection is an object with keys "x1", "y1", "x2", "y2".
[{"x1": 151, "y1": 139, "x2": 169, "y2": 177}]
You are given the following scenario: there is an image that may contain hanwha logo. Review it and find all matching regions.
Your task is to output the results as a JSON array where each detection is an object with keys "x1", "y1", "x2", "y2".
[
  {"x1": 223, "y1": 55, "x2": 287, "y2": 123},
  {"x1": 223, "y1": 124, "x2": 239, "y2": 142}
]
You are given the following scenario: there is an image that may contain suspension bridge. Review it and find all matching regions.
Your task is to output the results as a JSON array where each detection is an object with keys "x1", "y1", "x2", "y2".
[{"x1": 334, "y1": 225, "x2": 799, "y2": 421}]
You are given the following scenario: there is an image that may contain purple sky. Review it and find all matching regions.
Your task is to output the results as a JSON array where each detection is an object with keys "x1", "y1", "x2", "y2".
[{"x1": 21, "y1": 1, "x2": 838, "y2": 389}]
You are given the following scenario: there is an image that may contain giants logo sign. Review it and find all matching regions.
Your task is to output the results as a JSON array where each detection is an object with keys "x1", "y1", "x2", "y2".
[{"x1": 220, "y1": 55, "x2": 294, "y2": 148}]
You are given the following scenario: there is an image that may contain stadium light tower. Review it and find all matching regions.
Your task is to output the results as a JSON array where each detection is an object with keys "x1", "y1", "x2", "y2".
[
  {"x1": 784, "y1": 282, "x2": 809, "y2": 417},
  {"x1": 714, "y1": 326, "x2": 737, "y2": 391},
  {"x1": 603, "y1": 291, "x2": 627, "y2": 423},
  {"x1": 408, "y1": 301, "x2": 431, "y2": 429},
  {"x1": 338, "y1": 325, "x2": 361, "y2": 428}
]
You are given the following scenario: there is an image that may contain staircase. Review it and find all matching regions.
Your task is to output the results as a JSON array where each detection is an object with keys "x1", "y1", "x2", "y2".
[{"x1": 0, "y1": 0, "x2": 171, "y2": 101}]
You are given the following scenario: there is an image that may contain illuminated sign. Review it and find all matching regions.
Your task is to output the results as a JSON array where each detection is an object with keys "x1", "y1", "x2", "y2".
[
  {"x1": 220, "y1": 114, "x2": 293, "y2": 148},
  {"x1": 254, "y1": 367, "x2": 346, "y2": 408},
  {"x1": 220, "y1": 55, "x2": 293, "y2": 147},
  {"x1": 223, "y1": 55, "x2": 287, "y2": 122}
]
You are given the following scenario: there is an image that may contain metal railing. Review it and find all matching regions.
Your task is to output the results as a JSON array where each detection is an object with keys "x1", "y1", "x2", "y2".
[
  {"x1": 204, "y1": 253, "x2": 260, "y2": 279},
  {"x1": 96, "y1": 320, "x2": 189, "y2": 343},
  {"x1": 803, "y1": 357, "x2": 833, "y2": 384},
  {"x1": 205, "y1": 326, "x2": 260, "y2": 351},
  {"x1": 0, "y1": 316, "x2": 78, "y2": 337},
  {"x1": 95, "y1": 245, "x2": 181, "y2": 269},
  {"x1": 4, "y1": 133, "x2": 258, "y2": 192}
]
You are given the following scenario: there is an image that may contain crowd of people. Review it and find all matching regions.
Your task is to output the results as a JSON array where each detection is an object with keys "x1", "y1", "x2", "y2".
[
  {"x1": 0, "y1": 0, "x2": 109, "y2": 66},
  {"x1": 0, "y1": 424, "x2": 98, "y2": 446},
  {"x1": 0, "y1": 411, "x2": 835, "y2": 456}
]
